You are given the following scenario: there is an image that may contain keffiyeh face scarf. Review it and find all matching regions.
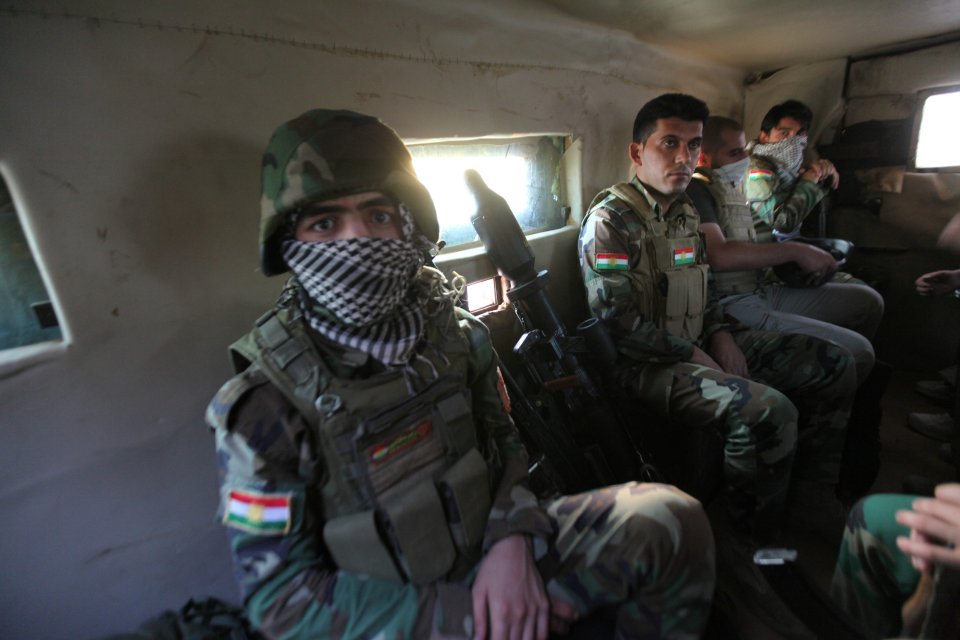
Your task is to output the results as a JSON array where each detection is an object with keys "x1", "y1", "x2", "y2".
[
  {"x1": 282, "y1": 203, "x2": 427, "y2": 366},
  {"x1": 750, "y1": 134, "x2": 808, "y2": 187}
]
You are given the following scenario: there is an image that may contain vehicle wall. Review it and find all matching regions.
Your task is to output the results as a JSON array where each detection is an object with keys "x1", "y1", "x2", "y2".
[{"x1": 0, "y1": 2, "x2": 742, "y2": 638}]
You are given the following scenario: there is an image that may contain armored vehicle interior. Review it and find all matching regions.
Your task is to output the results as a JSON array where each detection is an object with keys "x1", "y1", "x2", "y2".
[{"x1": 2, "y1": 1, "x2": 960, "y2": 637}]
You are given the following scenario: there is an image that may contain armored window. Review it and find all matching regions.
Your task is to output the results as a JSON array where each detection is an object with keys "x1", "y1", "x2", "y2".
[
  {"x1": 910, "y1": 86, "x2": 960, "y2": 172},
  {"x1": 0, "y1": 174, "x2": 63, "y2": 352},
  {"x1": 407, "y1": 135, "x2": 576, "y2": 249}
]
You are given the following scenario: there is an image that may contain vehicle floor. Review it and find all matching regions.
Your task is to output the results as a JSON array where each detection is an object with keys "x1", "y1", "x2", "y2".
[{"x1": 789, "y1": 367, "x2": 957, "y2": 595}]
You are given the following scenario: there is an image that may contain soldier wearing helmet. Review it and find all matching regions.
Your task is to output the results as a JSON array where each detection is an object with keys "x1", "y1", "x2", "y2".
[{"x1": 206, "y1": 108, "x2": 715, "y2": 639}]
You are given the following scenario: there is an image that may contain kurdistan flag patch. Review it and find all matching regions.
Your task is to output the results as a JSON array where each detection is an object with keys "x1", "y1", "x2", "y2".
[
  {"x1": 596, "y1": 252, "x2": 629, "y2": 270},
  {"x1": 673, "y1": 247, "x2": 696, "y2": 265},
  {"x1": 224, "y1": 489, "x2": 292, "y2": 535},
  {"x1": 748, "y1": 168, "x2": 774, "y2": 180}
]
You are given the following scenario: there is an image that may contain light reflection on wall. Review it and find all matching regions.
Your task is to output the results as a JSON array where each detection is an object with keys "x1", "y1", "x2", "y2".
[{"x1": 412, "y1": 156, "x2": 530, "y2": 229}]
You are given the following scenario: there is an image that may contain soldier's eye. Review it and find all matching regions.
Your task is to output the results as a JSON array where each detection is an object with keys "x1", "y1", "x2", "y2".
[
  {"x1": 371, "y1": 210, "x2": 395, "y2": 225},
  {"x1": 311, "y1": 217, "x2": 336, "y2": 232}
]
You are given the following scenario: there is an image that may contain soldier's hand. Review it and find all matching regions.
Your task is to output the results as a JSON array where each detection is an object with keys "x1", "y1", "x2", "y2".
[
  {"x1": 472, "y1": 534, "x2": 549, "y2": 640},
  {"x1": 800, "y1": 159, "x2": 839, "y2": 189},
  {"x1": 789, "y1": 242, "x2": 838, "y2": 277},
  {"x1": 706, "y1": 331, "x2": 749, "y2": 378},
  {"x1": 547, "y1": 597, "x2": 579, "y2": 635},
  {"x1": 915, "y1": 269, "x2": 960, "y2": 296},
  {"x1": 689, "y1": 346, "x2": 721, "y2": 371},
  {"x1": 895, "y1": 483, "x2": 960, "y2": 572}
]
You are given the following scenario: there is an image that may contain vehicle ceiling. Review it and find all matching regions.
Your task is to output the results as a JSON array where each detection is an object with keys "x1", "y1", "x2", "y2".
[{"x1": 539, "y1": 0, "x2": 960, "y2": 71}]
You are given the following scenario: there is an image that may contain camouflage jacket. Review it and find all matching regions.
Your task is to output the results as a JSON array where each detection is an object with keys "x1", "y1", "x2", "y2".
[
  {"x1": 578, "y1": 176, "x2": 727, "y2": 364},
  {"x1": 745, "y1": 154, "x2": 827, "y2": 239},
  {"x1": 206, "y1": 288, "x2": 552, "y2": 639}
]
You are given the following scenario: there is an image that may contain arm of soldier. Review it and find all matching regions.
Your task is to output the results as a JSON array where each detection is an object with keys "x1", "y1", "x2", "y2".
[
  {"x1": 701, "y1": 222, "x2": 836, "y2": 274},
  {"x1": 915, "y1": 269, "x2": 960, "y2": 296},
  {"x1": 745, "y1": 165, "x2": 827, "y2": 234},
  {"x1": 210, "y1": 375, "x2": 440, "y2": 639},
  {"x1": 579, "y1": 209, "x2": 695, "y2": 363},
  {"x1": 457, "y1": 310, "x2": 554, "y2": 640}
]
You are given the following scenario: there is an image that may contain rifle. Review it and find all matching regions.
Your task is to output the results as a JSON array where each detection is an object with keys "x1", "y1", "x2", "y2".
[{"x1": 464, "y1": 169, "x2": 660, "y2": 496}]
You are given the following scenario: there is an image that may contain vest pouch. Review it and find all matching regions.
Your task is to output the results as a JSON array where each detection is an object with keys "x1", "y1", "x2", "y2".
[
  {"x1": 323, "y1": 509, "x2": 403, "y2": 583},
  {"x1": 662, "y1": 265, "x2": 708, "y2": 340},
  {"x1": 437, "y1": 448, "x2": 490, "y2": 552},
  {"x1": 381, "y1": 479, "x2": 456, "y2": 584}
]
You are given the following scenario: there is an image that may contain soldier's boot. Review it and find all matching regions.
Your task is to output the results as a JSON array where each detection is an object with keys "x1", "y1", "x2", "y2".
[
  {"x1": 907, "y1": 411, "x2": 956, "y2": 442},
  {"x1": 915, "y1": 379, "x2": 955, "y2": 405},
  {"x1": 838, "y1": 360, "x2": 892, "y2": 507}
]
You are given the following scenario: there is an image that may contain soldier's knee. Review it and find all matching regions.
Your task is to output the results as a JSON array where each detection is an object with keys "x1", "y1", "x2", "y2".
[{"x1": 618, "y1": 483, "x2": 712, "y2": 553}]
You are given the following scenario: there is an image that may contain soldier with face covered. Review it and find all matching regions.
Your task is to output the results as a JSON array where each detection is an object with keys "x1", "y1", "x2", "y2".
[
  {"x1": 206, "y1": 109, "x2": 715, "y2": 640},
  {"x1": 745, "y1": 99, "x2": 841, "y2": 239}
]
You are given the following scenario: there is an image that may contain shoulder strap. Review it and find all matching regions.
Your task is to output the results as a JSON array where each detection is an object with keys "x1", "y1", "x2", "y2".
[{"x1": 229, "y1": 306, "x2": 326, "y2": 424}]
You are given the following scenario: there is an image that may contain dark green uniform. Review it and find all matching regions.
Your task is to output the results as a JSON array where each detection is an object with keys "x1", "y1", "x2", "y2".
[
  {"x1": 830, "y1": 494, "x2": 920, "y2": 639},
  {"x1": 578, "y1": 177, "x2": 856, "y2": 541}
]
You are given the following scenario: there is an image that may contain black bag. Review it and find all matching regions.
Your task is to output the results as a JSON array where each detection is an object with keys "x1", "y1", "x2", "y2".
[{"x1": 101, "y1": 597, "x2": 264, "y2": 640}]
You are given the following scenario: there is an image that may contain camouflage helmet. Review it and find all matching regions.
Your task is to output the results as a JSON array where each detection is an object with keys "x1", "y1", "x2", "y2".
[{"x1": 259, "y1": 109, "x2": 439, "y2": 276}]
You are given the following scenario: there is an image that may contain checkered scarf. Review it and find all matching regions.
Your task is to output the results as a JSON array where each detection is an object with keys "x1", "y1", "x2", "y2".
[
  {"x1": 749, "y1": 134, "x2": 808, "y2": 187},
  {"x1": 281, "y1": 206, "x2": 427, "y2": 366}
]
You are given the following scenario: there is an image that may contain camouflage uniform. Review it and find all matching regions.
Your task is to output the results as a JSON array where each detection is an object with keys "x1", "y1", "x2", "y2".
[
  {"x1": 578, "y1": 177, "x2": 856, "y2": 541},
  {"x1": 692, "y1": 167, "x2": 883, "y2": 384},
  {"x1": 207, "y1": 287, "x2": 715, "y2": 639},
  {"x1": 745, "y1": 154, "x2": 829, "y2": 240},
  {"x1": 830, "y1": 494, "x2": 919, "y2": 639},
  {"x1": 206, "y1": 109, "x2": 716, "y2": 640}
]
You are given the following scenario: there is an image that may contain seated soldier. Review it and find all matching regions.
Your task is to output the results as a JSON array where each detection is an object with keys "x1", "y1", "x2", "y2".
[
  {"x1": 206, "y1": 108, "x2": 716, "y2": 640},
  {"x1": 578, "y1": 93, "x2": 857, "y2": 638},
  {"x1": 689, "y1": 116, "x2": 882, "y2": 385},
  {"x1": 831, "y1": 483, "x2": 960, "y2": 639},
  {"x1": 745, "y1": 99, "x2": 885, "y2": 297}
]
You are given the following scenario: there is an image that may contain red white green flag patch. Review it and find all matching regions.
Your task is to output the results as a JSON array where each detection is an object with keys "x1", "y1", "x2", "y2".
[
  {"x1": 673, "y1": 247, "x2": 696, "y2": 265},
  {"x1": 224, "y1": 489, "x2": 292, "y2": 535},
  {"x1": 596, "y1": 253, "x2": 629, "y2": 270},
  {"x1": 748, "y1": 168, "x2": 774, "y2": 180}
]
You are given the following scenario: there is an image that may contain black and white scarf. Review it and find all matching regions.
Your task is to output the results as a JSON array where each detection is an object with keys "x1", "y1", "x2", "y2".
[
  {"x1": 282, "y1": 213, "x2": 427, "y2": 366},
  {"x1": 749, "y1": 134, "x2": 808, "y2": 188}
]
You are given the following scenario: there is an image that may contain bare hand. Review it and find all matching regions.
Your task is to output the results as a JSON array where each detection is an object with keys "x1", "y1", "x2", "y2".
[
  {"x1": 800, "y1": 159, "x2": 840, "y2": 189},
  {"x1": 789, "y1": 242, "x2": 839, "y2": 278},
  {"x1": 547, "y1": 597, "x2": 579, "y2": 636},
  {"x1": 689, "y1": 345, "x2": 721, "y2": 371},
  {"x1": 895, "y1": 483, "x2": 960, "y2": 573},
  {"x1": 706, "y1": 331, "x2": 749, "y2": 377},
  {"x1": 915, "y1": 269, "x2": 960, "y2": 296},
  {"x1": 472, "y1": 534, "x2": 549, "y2": 640}
]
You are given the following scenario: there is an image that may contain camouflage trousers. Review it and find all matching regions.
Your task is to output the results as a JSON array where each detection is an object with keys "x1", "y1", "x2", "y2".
[
  {"x1": 407, "y1": 483, "x2": 714, "y2": 639},
  {"x1": 617, "y1": 329, "x2": 856, "y2": 541},
  {"x1": 830, "y1": 494, "x2": 919, "y2": 639}
]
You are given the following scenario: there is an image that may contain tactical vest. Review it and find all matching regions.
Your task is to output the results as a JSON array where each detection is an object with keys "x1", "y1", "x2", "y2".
[
  {"x1": 693, "y1": 172, "x2": 761, "y2": 296},
  {"x1": 588, "y1": 182, "x2": 708, "y2": 341},
  {"x1": 228, "y1": 283, "x2": 492, "y2": 586}
]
